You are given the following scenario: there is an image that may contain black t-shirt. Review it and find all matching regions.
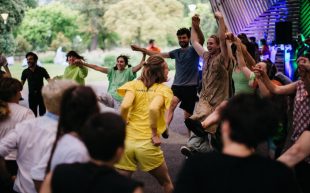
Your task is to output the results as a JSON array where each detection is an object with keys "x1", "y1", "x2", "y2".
[
  {"x1": 52, "y1": 162, "x2": 143, "y2": 193},
  {"x1": 174, "y1": 152, "x2": 300, "y2": 193},
  {"x1": 21, "y1": 66, "x2": 50, "y2": 93}
]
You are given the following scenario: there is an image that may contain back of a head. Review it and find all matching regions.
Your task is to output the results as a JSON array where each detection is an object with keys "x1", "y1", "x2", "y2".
[
  {"x1": 221, "y1": 94, "x2": 279, "y2": 148},
  {"x1": 58, "y1": 86, "x2": 100, "y2": 134},
  {"x1": 0, "y1": 78, "x2": 23, "y2": 121},
  {"x1": 42, "y1": 79, "x2": 78, "y2": 115},
  {"x1": 81, "y1": 113, "x2": 126, "y2": 162},
  {"x1": 140, "y1": 55, "x2": 166, "y2": 88},
  {"x1": 0, "y1": 77, "x2": 23, "y2": 102}
]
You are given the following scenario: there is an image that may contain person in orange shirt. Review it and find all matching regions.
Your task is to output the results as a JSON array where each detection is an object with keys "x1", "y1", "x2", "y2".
[{"x1": 147, "y1": 39, "x2": 161, "y2": 53}]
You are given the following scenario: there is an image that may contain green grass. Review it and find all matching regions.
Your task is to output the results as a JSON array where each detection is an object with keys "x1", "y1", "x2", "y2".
[{"x1": 9, "y1": 62, "x2": 175, "y2": 84}]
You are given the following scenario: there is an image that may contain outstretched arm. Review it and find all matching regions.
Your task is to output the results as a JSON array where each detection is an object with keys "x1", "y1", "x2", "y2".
[
  {"x1": 191, "y1": 14, "x2": 205, "y2": 57},
  {"x1": 132, "y1": 53, "x2": 146, "y2": 73},
  {"x1": 131, "y1": 45, "x2": 170, "y2": 58},
  {"x1": 254, "y1": 67, "x2": 297, "y2": 95},
  {"x1": 83, "y1": 62, "x2": 108, "y2": 74}
]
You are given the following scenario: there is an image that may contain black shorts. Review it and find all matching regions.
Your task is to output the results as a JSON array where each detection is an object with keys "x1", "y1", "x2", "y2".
[{"x1": 171, "y1": 85, "x2": 198, "y2": 114}]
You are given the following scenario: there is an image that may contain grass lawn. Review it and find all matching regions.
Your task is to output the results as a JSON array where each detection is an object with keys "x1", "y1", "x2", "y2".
[{"x1": 8, "y1": 62, "x2": 175, "y2": 84}]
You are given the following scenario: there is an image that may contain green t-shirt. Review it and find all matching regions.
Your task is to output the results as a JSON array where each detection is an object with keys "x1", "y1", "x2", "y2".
[
  {"x1": 107, "y1": 67, "x2": 136, "y2": 102},
  {"x1": 232, "y1": 70, "x2": 254, "y2": 95},
  {"x1": 63, "y1": 65, "x2": 88, "y2": 85}
]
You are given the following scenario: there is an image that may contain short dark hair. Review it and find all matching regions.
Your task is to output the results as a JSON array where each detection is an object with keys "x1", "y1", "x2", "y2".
[
  {"x1": 221, "y1": 94, "x2": 278, "y2": 148},
  {"x1": 149, "y1": 39, "x2": 155, "y2": 44},
  {"x1": 81, "y1": 113, "x2": 126, "y2": 161},
  {"x1": 66, "y1": 50, "x2": 84, "y2": 62},
  {"x1": 25, "y1": 52, "x2": 38, "y2": 62},
  {"x1": 0, "y1": 77, "x2": 23, "y2": 102},
  {"x1": 177, "y1": 28, "x2": 190, "y2": 38}
]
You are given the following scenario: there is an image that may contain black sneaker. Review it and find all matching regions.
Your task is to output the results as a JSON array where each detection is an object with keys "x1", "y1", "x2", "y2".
[
  {"x1": 161, "y1": 129, "x2": 169, "y2": 139},
  {"x1": 184, "y1": 118, "x2": 207, "y2": 137},
  {"x1": 180, "y1": 146, "x2": 193, "y2": 157}
]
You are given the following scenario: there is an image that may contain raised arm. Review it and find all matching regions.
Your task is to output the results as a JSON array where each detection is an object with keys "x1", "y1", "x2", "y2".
[
  {"x1": 215, "y1": 12, "x2": 229, "y2": 65},
  {"x1": 132, "y1": 53, "x2": 146, "y2": 73},
  {"x1": 191, "y1": 14, "x2": 205, "y2": 57},
  {"x1": 83, "y1": 63, "x2": 108, "y2": 74},
  {"x1": 241, "y1": 43, "x2": 256, "y2": 69},
  {"x1": 149, "y1": 95, "x2": 165, "y2": 146},
  {"x1": 234, "y1": 36, "x2": 252, "y2": 79},
  {"x1": 131, "y1": 45, "x2": 170, "y2": 58},
  {"x1": 0, "y1": 56, "x2": 11, "y2": 78},
  {"x1": 254, "y1": 66, "x2": 297, "y2": 95}
]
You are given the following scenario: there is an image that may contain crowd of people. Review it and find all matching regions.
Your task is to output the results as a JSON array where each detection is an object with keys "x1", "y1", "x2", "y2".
[{"x1": 0, "y1": 10, "x2": 310, "y2": 193}]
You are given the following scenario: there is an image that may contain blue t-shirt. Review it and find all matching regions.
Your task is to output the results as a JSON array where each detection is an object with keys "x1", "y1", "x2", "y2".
[{"x1": 169, "y1": 46, "x2": 199, "y2": 86}]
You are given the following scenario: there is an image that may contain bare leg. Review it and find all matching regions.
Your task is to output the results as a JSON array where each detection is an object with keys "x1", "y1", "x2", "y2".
[
  {"x1": 148, "y1": 162, "x2": 174, "y2": 193},
  {"x1": 184, "y1": 110, "x2": 192, "y2": 137},
  {"x1": 165, "y1": 96, "x2": 180, "y2": 129},
  {"x1": 201, "y1": 100, "x2": 228, "y2": 129},
  {"x1": 116, "y1": 169, "x2": 133, "y2": 178}
]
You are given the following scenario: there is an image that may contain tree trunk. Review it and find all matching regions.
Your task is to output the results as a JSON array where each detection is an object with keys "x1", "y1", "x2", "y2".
[{"x1": 90, "y1": 34, "x2": 98, "y2": 51}]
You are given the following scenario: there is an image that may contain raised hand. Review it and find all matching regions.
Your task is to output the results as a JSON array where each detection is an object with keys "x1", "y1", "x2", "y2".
[
  {"x1": 131, "y1": 44, "x2": 142, "y2": 52},
  {"x1": 192, "y1": 14, "x2": 200, "y2": 29},
  {"x1": 214, "y1": 11, "x2": 223, "y2": 20}
]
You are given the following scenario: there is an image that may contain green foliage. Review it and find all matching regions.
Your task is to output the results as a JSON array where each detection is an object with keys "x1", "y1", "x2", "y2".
[
  {"x1": 24, "y1": 0, "x2": 37, "y2": 8},
  {"x1": 38, "y1": 51, "x2": 55, "y2": 64},
  {"x1": 15, "y1": 36, "x2": 32, "y2": 55},
  {"x1": 60, "y1": 0, "x2": 120, "y2": 50},
  {"x1": 104, "y1": 0, "x2": 183, "y2": 46},
  {"x1": 17, "y1": 2, "x2": 82, "y2": 51},
  {"x1": 103, "y1": 54, "x2": 117, "y2": 68},
  {"x1": 50, "y1": 32, "x2": 72, "y2": 52},
  {"x1": 0, "y1": 0, "x2": 27, "y2": 55},
  {"x1": 181, "y1": 3, "x2": 217, "y2": 39}
]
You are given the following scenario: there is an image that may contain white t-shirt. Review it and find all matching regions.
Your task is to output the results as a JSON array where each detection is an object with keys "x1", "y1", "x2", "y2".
[
  {"x1": 0, "y1": 103, "x2": 35, "y2": 160},
  {"x1": 50, "y1": 133, "x2": 89, "y2": 171},
  {"x1": 0, "y1": 112, "x2": 58, "y2": 193}
]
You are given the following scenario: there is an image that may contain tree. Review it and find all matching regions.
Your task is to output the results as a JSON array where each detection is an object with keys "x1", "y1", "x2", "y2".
[
  {"x1": 104, "y1": 0, "x2": 183, "y2": 47},
  {"x1": 0, "y1": 0, "x2": 27, "y2": 55},
  {"x1": 59, "y1": 0, "x2": 120, "y2": 50},
  {"x1": 17, "y1": 2, "x2": 83, "y2": 51}
]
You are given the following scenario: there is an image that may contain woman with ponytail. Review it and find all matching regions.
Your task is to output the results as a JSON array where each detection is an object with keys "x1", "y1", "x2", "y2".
[
  {"x1": 115, "y1": 55, "x2": 174, "y2": 193},
  {"x1": 46, "y1": 86, "x2": 100, "y2": 173}
]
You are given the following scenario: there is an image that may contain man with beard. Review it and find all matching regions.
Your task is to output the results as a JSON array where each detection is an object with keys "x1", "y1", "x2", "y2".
[
  {"x1": 181, "y1": 12, "x2": 234, "y2": 155},
  {"x1": 131, "y1": 27, "x2": 204, "y2": 138},
  {"x1": 21, "y1": 52, "x2": 50, "y2": 116}
]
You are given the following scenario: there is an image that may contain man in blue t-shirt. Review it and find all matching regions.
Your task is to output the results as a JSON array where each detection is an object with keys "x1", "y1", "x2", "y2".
[{"x1": 131, "y1": 27, "x2": 204, "y2": 138}]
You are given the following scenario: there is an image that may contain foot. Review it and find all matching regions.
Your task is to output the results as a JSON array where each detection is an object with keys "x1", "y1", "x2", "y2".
[
  {"x1": 180, "y1": 146, "x2": 193, "y2": 157},
  {"x1": 161, "y1": 129, "x2": 169, "y2": 139},
  {"x1": 184, "y1": 118, "x2": 207, "y2": 137}
]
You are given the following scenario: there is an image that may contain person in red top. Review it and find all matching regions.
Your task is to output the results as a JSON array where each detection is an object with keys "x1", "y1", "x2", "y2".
[{"x1": 147, "y1": 39, "x2": 161, "y2": 53}]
